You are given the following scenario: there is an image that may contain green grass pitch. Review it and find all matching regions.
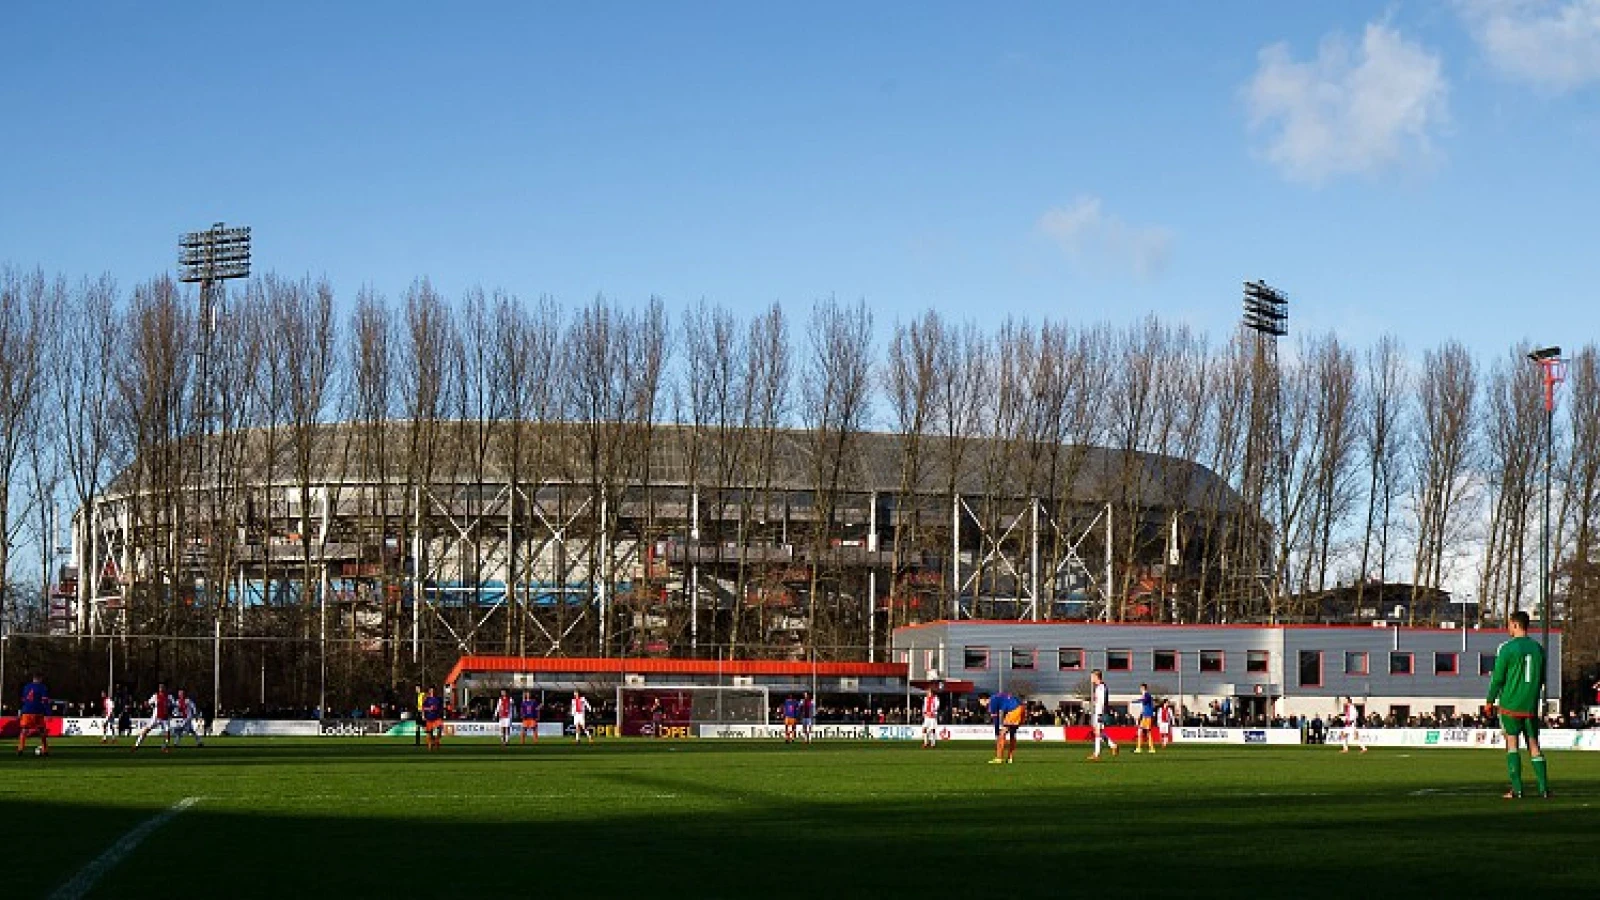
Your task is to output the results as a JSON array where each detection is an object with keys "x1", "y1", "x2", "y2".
[{"x1": 5, "y1": 738, "x2": 1596, "y2": 898}]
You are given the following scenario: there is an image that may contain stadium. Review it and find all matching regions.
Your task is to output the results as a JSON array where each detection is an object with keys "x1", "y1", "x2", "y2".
[{"x1": 59, "y1": 421, "x2": 1252, "y2": 709}]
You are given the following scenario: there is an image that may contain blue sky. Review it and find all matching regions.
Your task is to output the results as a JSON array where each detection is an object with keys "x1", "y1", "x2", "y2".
[{"x1": 3, "y1": 1, "x2": 1598, "y2": 361}]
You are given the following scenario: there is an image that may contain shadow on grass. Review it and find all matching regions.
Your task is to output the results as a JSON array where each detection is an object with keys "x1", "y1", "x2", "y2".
[{"x1": 8, "y1": 778, "x2": 1594, "y2": 899}]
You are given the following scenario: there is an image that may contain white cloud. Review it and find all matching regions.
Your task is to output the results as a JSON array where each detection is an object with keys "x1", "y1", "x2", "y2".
[
  {"x1": 1037, "y1": 196, "x2": 1174, "y2": 279},
  {"x1": 1459, "y1": 0, "x2": 1600, "y2": 89},
  {"x1": 1245, "y1": 22, "x2": 1449, "y2": 183}
]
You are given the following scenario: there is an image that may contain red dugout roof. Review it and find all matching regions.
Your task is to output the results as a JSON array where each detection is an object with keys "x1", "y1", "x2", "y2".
[{"x1": 445, "y1": 655, "x2": 906, "y2": 687}]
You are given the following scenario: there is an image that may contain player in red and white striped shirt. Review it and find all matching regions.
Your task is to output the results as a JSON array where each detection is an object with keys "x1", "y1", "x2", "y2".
[
  {"x1": 494, "y1": 690, "x2": 515, "y2": 748},
  {"x1": 571, "y1": 692, "x2": 593, "y2": 743},
  {"x1": 133, "y1": 684, "x2": 172, "y2": 753},
  {"x1": 1339, "y1": 697, "x2": 1366, "y2": 754},
  {"x1": 920, "y1": 692, "x2": 941, "y2": 748}
]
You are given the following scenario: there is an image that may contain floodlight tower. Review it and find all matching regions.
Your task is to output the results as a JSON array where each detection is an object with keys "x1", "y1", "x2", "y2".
[
  {"x1": 1239, "y1": 280, "x2": 1288, "y2": 621},
  {"x1": 178, "y1": 223, "x2": 251, "y2": 715},
  {"x1": 1527, "y1": 345, "x2": 1563, "y2": 714}
]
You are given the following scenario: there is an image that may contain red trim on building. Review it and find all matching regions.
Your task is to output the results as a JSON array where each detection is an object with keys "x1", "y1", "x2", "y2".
[{"x1": 444, "y1": 655, "x2": 906, "y2": 687}]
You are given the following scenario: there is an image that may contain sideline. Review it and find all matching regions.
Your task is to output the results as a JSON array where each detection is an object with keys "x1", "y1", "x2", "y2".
[{"x1": 47, "y1": 796, "x2": 202, "y2": 900}]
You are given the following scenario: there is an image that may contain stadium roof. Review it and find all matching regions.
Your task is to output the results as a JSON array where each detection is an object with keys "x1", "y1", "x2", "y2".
[{"x1": 107, "y1": 421, "x2": 1242, "y2": 512}]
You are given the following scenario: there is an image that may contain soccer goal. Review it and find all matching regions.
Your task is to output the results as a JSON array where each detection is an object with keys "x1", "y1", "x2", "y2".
[{"x1": 616, "y1": 685, "x2": 770, "y2": 737}]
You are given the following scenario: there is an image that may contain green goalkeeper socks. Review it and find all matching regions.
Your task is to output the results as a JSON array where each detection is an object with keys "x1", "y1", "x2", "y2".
[
  {"x1": 1506, "y1": 752, "x2": 1523, "y2": 795},
  {"x1": 1531, "y1": 756, "x2": 1548, "y2": 795}
]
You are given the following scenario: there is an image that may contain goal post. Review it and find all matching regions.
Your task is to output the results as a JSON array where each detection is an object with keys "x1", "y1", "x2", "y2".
[{"x1": 616, "y1": 685, "x2": 770, "y2": 737}]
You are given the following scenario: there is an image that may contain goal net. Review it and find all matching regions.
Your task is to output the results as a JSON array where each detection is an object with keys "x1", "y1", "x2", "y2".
[{"x1": 616, "y1": 685, "x2": 770, "y2": 737}]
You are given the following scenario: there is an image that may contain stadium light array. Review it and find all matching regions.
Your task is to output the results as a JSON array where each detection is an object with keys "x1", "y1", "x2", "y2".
[{"x1": 1242, "y1": 280, "x2": 1288, "y2": 338}]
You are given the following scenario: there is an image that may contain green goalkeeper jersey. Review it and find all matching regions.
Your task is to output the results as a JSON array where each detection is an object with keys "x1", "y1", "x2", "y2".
[{"x1": 1486, "y1": 635, "x2": 1545, "y2": 715}]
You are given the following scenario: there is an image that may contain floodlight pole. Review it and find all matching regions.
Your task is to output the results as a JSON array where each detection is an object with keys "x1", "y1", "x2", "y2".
[
  {"x1": 1528, "y1": 347, "x2": 1564, "y2": 715},
  {"x1": 179, "y1": 222, "x2": 251, "y2": 717},
  {"x1": 1240, "y1": 280, "x2": 1288, "y2": 620}
]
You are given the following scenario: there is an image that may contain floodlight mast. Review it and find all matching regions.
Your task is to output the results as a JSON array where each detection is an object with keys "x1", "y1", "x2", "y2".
[
  {"x1": 1526, "y1": 346, "x2": 1563, "y2": 716},
  {"x1": 1237, "y1": 280, "x2": 1289, "y2": 622},
  {"x1": 178, "y1": 222, "x2": 251, "y2": 722}
]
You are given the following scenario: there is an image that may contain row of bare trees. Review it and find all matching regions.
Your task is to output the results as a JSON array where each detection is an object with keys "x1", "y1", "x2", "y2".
[{"x1": 2, "y1": 264, "x2": 1598, "y2": 707}]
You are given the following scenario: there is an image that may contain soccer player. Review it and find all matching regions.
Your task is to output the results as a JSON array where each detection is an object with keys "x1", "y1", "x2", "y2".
[
  {"x1": 421, "y1": 687, "x2": 445, "y2": 751},
  {"x1": 1486, "y1": 610, "x2": 1549, "y2": 799},
  {"x1": 920, "y1": 690, "x2": 941, "y2": 748},
  {"x1": 494, "y1": 690, "x2": 515, "y2": 748},
  {"x1": 570, "y1": 691, "x2": 593, "y2": 743},
  {"x1": 1134, "y1": 683, "x2": 1157, "y2": 754},
  {"x1": 133, "y1": 683, "x2": 173, "y2": 753},
  {"x1": 16, "y1": 674, "x2": 50, "y2": 757},
  {"x1": 1338, "y1": 696, "x2": 1366, "y2": 754},
  {"x1": 99, "y1": 690, "x2": 117, "y2": 744},
  {"x1": 414, "y1": 684, "x2": 426, "y2": 748},
  {"x1": 983, "y1": 690, "x2": 1023, "y2": 764},
  {"x1": 649, "y1": 697, "x2": 667, "y2": 738},
  {"x1": 801, "y1": 692, "x2": 816, "y2": 744},
  {"x1": 1088, "y1": 670, "x2": 1119, "y2": 761},
  {"x1": 1156, "y1": 700, "x2": 1175, "y2": 748},
  {"x1": 170, "y1": 690, "x2": 203, "y2": 748},
  {"x1": 781, "y1": 695, "x2": 800, "y2": 743},
  {"x1": 519, "y1": 691, "x2": 541, "y2": 745}
]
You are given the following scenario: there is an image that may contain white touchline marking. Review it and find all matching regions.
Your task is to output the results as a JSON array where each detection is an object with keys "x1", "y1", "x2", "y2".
[{"x1": 48, "y1": 797, "x2": 201, "y2": 900}]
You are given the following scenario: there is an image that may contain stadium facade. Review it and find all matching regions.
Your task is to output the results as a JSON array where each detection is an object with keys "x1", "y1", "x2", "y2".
[
  {"x1": 890, "y1": 621, "x2": 1565, "y2": 719},
  {"x1": 69, "y1": 421, "x2": 1250, "y2": 663}
]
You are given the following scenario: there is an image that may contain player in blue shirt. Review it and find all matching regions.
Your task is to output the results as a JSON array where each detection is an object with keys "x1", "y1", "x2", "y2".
[
  {"x1": 421, "y1": 687, "x2": 445, "y2": 752},
  {"x1": 781, "y1": 696, "x2": 801, "y2": 743},
  {"x1": 17, "y1": 674, "x2": 51, "y2": 757},
  {"x1": 1135, "y1": 683, "x2": 1157, "y2": 754},
  {"x1": 519, "y1": 692, "x2": 541, "y2": 745},
  {"x1": 983, "y1": 691, "x2": 1024, "y2": 764}
]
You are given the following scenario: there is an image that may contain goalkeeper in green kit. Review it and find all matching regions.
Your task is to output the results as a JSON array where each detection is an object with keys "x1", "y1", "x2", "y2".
[{"x1": 1484, "y1": 611, "x2": 1548, "y2": 799}]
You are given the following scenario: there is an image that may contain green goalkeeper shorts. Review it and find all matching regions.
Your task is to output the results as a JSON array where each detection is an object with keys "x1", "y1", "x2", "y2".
[{"x1": 1499, "y1": 714, "x2": 1540, "y2": 740}]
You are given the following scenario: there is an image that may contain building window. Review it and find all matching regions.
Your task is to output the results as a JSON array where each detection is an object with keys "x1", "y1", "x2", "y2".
[
  {"x1": 1153, "y1": 650, "x2": 1177, "y2": 672},
  {"x1": 1479, "y1": 653, "x2": 1495, "y2": 676},
  {"x1": 1434, "y1": 705, "x2": 1455, "y2": 720},
  {"x1": 1107, "y1": 649, "x2": 1132, "y2": 671},
  {"x1": 1434, "y1": 652, "x2": 1458, "y2": 676},
  {"x1": 1247, "y1": 650, "x2": 1269, "y2": 674},
  {"x1": 964, "y1": 647, "x2": 989, "y2": 670},
  {"x1": 1344, "y1": 651, "x2": 1368, "y2": 676},
  {"x1": 1011, "y1": 647, "x2": 1036, "y2": 670},
  {"x1": 1199, "y1": 650, "x2": 1224, "y2": 673},
  {"x1": 1058, "y1": 648, "x2": 1084, "y2": 671},
  {"x1": 1389, "y1": 652, "x2": 1414, "y2": 676},
  {"x1": 1298, "y1": 650, "x2": 1322, "y2": 687}
]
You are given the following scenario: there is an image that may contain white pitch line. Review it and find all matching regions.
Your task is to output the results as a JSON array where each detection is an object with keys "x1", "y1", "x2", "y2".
[{"x1": 48, "y1": 797, "x2": 201, "y2": 900}]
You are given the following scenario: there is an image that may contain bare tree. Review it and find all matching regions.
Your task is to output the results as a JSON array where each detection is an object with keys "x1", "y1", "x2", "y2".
[
  {"x1": 1408, "y1": 341, "x2": 1479, "y2": 623},
  {"x1": 800, "y1": 297, "x2": 873, "y2": 657},
  {"x1": 1356, "y1": 335, "x2": 1409, "y2": 611},
  {"x1": 1478, "y1": 347, "x2": 1543, "y2": 621}
]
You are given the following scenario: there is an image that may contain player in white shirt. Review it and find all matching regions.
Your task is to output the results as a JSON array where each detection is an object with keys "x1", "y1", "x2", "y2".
[
  {"x1": 99, "y1": 691, "x2": 117, "y2": 744},
  {"x1": 1339, "y1": 697, "x2": 1366, "y2": 754},
  {"x1": 1156, "y1": 700, "x2": 1174, "y2": 748},
  {"x1": 170, "y1": 690, "x2": 204, "y2": 748},
  {"x1": 133, "y1": 684, "x2": 173, "y2": 752},
  {"x1": 494, "y1": 690, "x2": 515, "y2": 748},
  {"x1": 1087, "y1": 670, "x2": 1119, "y2": 761},
  {"x1": 920, "y1": 692, "x2": 941, "y2": 748},
  {"x1": 571, "y1": 691, "x2": 593, "y2": 743}
]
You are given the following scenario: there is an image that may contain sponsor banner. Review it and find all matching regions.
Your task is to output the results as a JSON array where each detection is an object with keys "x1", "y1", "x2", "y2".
[
  {"x1": 699, "y1": 723, "x2": 871, "y2": 740},
  {"x1": 320, "y1": 719, "x2": 395, "y2": 737},
  {"x1": 222, "y1": 719, "x2": 323, "y2": 737},
  {"x1": 1175, "y1": 726, "x2": 1302, "y2": 746},
  {"x1": 1324, "y1": 727, "x2": 1599, "y2": 750},
  {"x1": 3, "y1": 716, "x2": 234, "y2": 738},
  {"x1": 384, "y1": 720, "x2": 565, "y2": 738},
  {"x1": 701, "y1": 723, "x2": 1151, "y2": 743}
]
